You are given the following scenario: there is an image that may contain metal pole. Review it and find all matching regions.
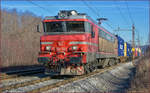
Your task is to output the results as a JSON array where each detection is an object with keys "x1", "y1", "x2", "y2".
[
  {"x1": 113, "y1": 25, "x2": 136, "y2": 65},
  {"x1": 132, "y1": 24, "x2": 135, "y2": 65}
]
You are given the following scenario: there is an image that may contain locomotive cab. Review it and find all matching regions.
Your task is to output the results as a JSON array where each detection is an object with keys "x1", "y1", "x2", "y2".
[{"x1": 38, "y1": 10, "x2": 98, "y2": 75}]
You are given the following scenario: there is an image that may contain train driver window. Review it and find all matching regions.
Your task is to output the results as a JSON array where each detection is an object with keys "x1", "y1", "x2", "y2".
[
  {"x1": 43, "y1": 22, "x2": 63, "y2": 32},
  {"x1": 66, "y1": 21, "x2": 85, "y2": 32},
  {"x1": 86, "y1": 22, "x2": 91, "y2": 33}
]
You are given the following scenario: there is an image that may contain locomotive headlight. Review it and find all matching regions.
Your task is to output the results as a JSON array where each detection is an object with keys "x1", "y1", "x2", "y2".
[
  {"x1": 46, "y1": 46, "x2": 51, "y2": 51},
  {"x1": 70, "y1": 10, "x2": 77, "y2": 15},
  {"x1": 69, "y1": 46, "x2": 78, "y2": 51},
  {"x1": 72, "y1": 46, "x2": 78, "y2": 50},
  {"x1": 60, "y1": 13, "x2": 66, "y2": 18}
]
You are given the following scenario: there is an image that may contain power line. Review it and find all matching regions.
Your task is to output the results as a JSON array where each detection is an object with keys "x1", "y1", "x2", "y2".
[
  {"x1": 82, "y1": 0, "x2": 100, "y2": 17},
  {"x1": 92, "y1": 2, "x2": 116, "y2": 30},
  {"x1": 82, "y1": 0, "x2": 115, "y2": 30},
  {"x1": 104, "y1": 22, "x2": 115, "y2": 30},
  {"x1": 113, "y1": 0, "x2": 129, "y2": 25},
  {"x1": 27, "y1": 0, "x2": 53, "y2": 14},
  {"x1": 125, "y1": 0, "x2": 134, "y2": 24},
  {"x1": 93, "y1": 3, "x2": 116, "y2": 26}
]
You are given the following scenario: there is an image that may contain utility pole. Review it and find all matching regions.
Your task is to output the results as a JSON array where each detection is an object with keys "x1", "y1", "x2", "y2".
[
  {"x1": 114, "y1": 24, "x2": 136, "y2": 65},
  {"x1": 132, "y1": 24, "x2": 135, "y2": 65}
]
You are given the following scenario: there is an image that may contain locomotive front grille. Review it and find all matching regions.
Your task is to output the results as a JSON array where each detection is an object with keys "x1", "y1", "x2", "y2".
[
  {"x1": 38, "y1": 57, "x2": 50, "y2": 63},
  {"x1": 70, "y1": 57, "x2": 82, "y2": 64}
]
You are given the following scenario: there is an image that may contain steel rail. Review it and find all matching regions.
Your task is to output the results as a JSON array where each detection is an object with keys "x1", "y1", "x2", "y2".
[
  {"x1": 1, "y1": 60, "x2": 137, "y2": 92},
  {"x1": 0, "y1": 68, "x2": 44, "y2": 80},
  {"x1": 0, "y1": 77, "x2": 51, "y2": 92},
  {"x1": 28, "y1": 62, "x2": 126, "y2": 93}
]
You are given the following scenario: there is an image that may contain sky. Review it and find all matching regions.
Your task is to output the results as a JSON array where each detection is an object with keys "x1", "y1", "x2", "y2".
[{"x1": 1, "y1": 0, "x2": 149, "y2": 46}]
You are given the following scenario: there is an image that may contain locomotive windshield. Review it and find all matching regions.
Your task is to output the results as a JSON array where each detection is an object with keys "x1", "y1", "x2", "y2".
[
  {"x1": 43, "y1": 21, "x2": 85, "y2": 32},
  {"x1": 66, "y1": 21, "x2": 85, "y2": 32},
  {"x1": 44, "y1": 22, "x2": 63, "y2": 32}
]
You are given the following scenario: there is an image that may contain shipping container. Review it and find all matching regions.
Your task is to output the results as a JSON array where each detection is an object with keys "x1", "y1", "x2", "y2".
[
  {"x1": 133, "y1": 47, "x2": 141, "y2": 57},
  {"x1": 136, "y1": 47, "x2": 141, "y2": 56},
  {"x1": 124, "y1": 42, "x2": 132, "y2": 56},
  {"x1": 127, "y1": 43, "x2": 132, "y2": 56},
  {"x1": 116, "y1": 35, "x2": 124, "y2": 56}
]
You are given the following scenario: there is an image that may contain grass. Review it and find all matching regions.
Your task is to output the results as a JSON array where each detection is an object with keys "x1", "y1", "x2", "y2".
[{"x1": 127, "y1": 53, "x2": 150, "y2": 93}]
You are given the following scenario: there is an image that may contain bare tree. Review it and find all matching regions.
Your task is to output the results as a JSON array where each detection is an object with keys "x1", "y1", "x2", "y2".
[{"x1": 1, "y1": 9, "x2": 43, "y2": 67}]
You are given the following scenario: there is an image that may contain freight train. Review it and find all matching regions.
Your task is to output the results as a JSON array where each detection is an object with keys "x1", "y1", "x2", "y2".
[{"x1": 38, "y1": 10, "x2": 133, "y2": 75}]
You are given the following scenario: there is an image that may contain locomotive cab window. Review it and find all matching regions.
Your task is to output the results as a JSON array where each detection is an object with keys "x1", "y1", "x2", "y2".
[
  {"x1": 43, "y1": 22, "x2": 63, "y2": 32},
  {"x1": 66, "y1": 21, "x2": 85, "y2": 32}
]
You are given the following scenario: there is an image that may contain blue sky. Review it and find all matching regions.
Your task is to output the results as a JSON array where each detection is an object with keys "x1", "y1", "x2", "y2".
[{"x1": 1, "y1": 0, "x2": 149, "y2": 45}]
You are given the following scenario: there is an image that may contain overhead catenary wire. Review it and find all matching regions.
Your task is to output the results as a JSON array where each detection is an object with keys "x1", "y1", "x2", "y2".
[
  {"x1": 113, "y1": 0, "x2": 136, "y2": 48},
  {"x1": 105, "y1": 22, "x2": 115, "y2": 30},
  {"x1": 93, "y1": 3, "x2": 117, "y2": 28},
  {"x1": 124, "y1": 0, "x2": 138, "y2": 48},
  {"x1": 124, "y1": 0, "x2": 135, "y2": 24},
  {"x1": 82, "y1": 0, "x2": 115, "y2": 30},
  {"x1": 82, "y1": 0, "x2": 100, "y2": 17},
  {"x1": 113, "y1": 0, "x2": 130, "y2": 25},
  {"x1": 27, "y1": 0, "x2": 54, "y2": 14},
  {"x1": 28, "y1": 0, "x2": 115, "y2": 31}
]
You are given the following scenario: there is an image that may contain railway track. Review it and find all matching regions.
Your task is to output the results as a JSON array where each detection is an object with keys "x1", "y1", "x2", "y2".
[
  {"x1": 0, "y1": 76, "x2": 51, "y2": 91},
  {"x1": 1, "y1": 62, "x2": 130, "y2": 92},
  {"x1": 29, "y1": 65, "x2": 118, "y2": 93},
  {"x1": 0, "y1": 67, "x2": 45, "y2": 80}
]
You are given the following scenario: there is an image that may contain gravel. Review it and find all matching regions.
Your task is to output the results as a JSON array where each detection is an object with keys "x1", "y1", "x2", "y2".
[
  {"x1": 2, "y1": 62, "x2": 135, "y2": 92},
  {"x1": 1, "y1": 76, "x2": 39, "y2": 88},
  {"x1": 1, "y1": 73, "x2": 47, "y2": 88},
  {"x1": 4, "y1": 79, "x2": 63, "y2": 92},
  {"x1": 45, "y1": 62, "x2": 135, "y2": 92}
]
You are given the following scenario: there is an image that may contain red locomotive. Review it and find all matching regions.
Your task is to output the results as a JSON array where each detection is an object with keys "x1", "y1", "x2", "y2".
[{"x1": 38, "y1": 10, "x2": 119, "y2": 75}]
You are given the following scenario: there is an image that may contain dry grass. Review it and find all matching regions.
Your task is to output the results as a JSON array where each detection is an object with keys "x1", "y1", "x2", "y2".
[{"x1": 127, "y1": 52, "x2": 150, "y2": 93}]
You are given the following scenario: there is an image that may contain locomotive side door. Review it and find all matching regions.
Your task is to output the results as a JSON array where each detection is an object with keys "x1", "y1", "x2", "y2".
[{"x1": 90, "y1": 24, "x2": 98, "y2": 52}]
